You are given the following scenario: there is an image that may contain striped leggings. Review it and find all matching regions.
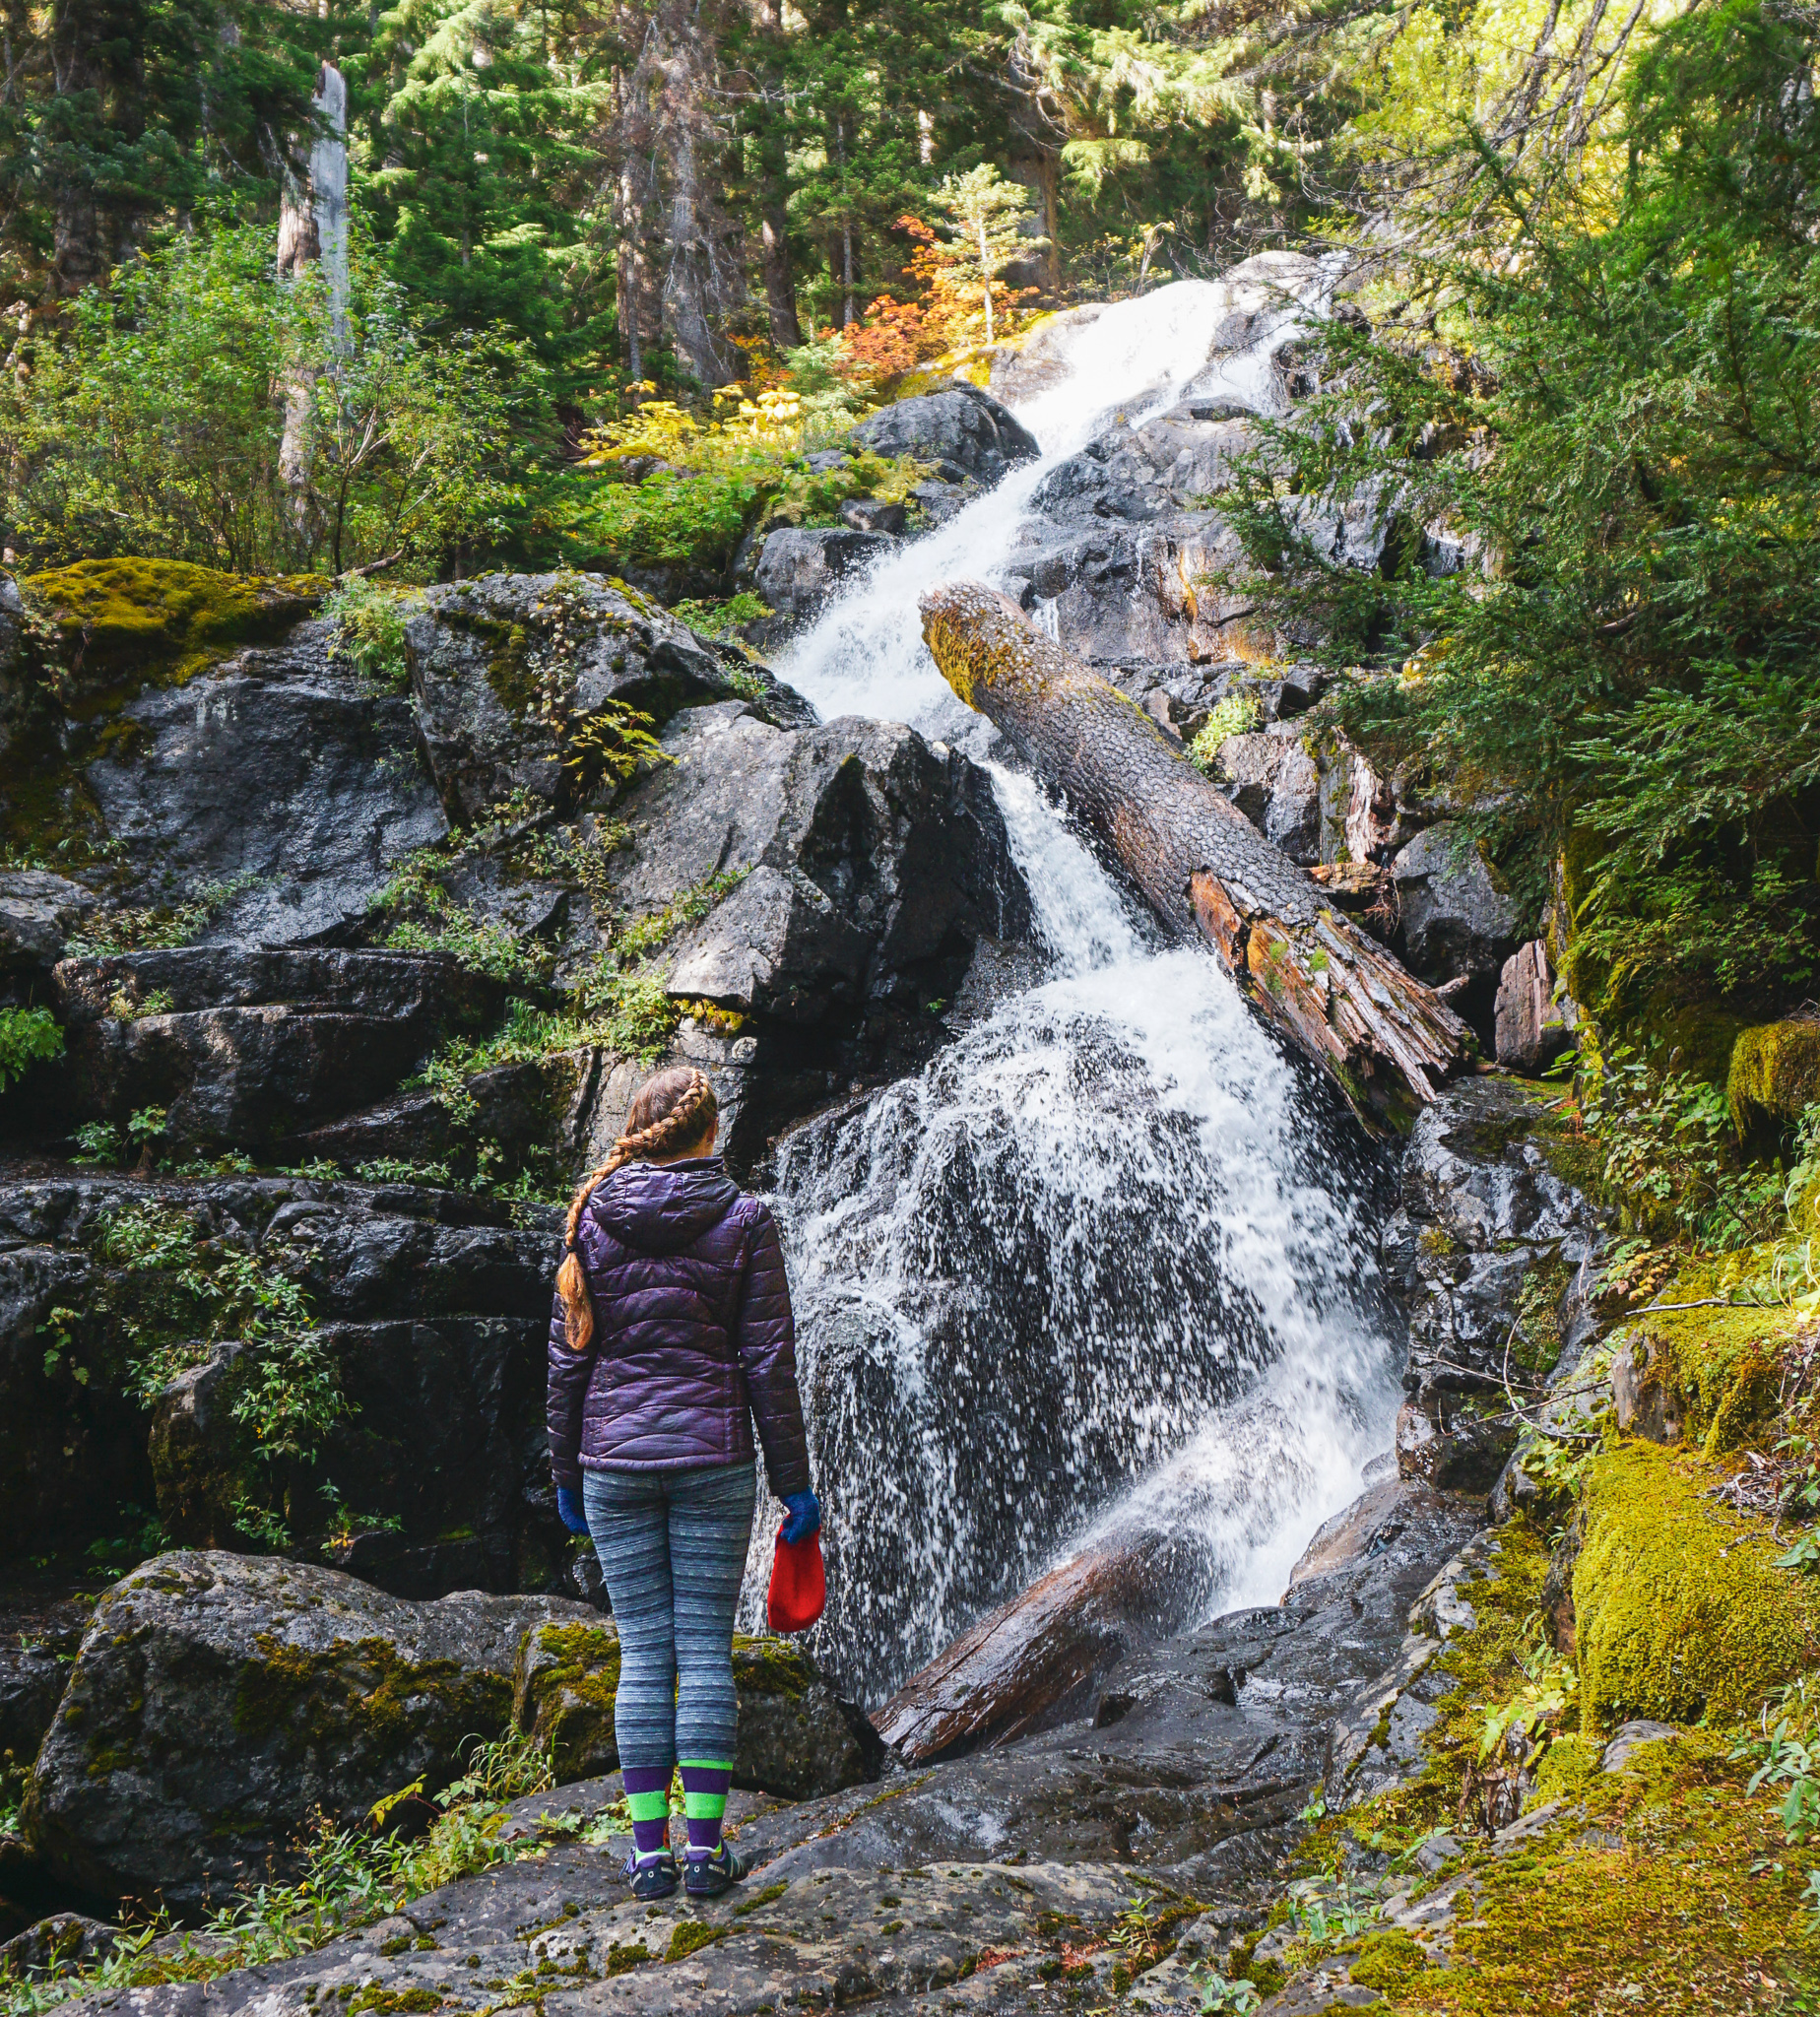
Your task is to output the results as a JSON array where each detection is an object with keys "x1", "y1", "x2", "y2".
[{"x1": 581, "y1": 1460, "x2": 756, "y2": 1769}]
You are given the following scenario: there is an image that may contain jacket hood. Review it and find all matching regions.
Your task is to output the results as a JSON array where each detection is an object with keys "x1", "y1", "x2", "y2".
[{"x1": 592, "y1": 1156, "x2": 741, "y2": 1255}]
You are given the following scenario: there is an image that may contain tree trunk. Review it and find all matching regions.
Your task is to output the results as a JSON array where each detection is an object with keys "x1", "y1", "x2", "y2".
[
  {"x1": 277, "y1": 62, "x2": 349, "y2": 559},
  {"x1": 918, "y1": 582, "x2": 1475, "y2": 1133},
  {"x1": 874, "y1": 1530, "x2": 1200, "y2": 1762},
  {"x1": 748, "y1": 0, "x2": 802, "y2": 351}
]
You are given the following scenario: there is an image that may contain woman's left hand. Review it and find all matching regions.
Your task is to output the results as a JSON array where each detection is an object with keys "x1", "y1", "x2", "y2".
[
  {"x1": 556, "y1": 1485, "x2": 591, "y2": 1536},
  {"x1": 780, "y1": 1489, "x2": 821, "y2": 1543}
]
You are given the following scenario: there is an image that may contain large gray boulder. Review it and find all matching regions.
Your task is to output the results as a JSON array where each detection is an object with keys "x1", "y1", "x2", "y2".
[
  {"x1": 612, "y1": 701, "x2": 1033, "y2": 1028},
  {"x1": 403, "y1": 572, "x2": 812, "y2": 826},
  {"x1": 46, "y1": 948, "x2": 504, "y2": 1148},
  {"x1": 748, "y1": 527, "x2": 896, "y2": 643},
  {"x1": 1495, "y1": 938, "x2": 1576, "y2": 1074},
  {"x1": 23, "y1": 1552, "x2": 591, "y2": 1911},
  {"x1": 852, "y1": 383, "x2": 1038, "y2": 487},
  {"x1": 82, "y1": 621, "x2": 448, "y2": 946},
  {"x1": 1203, "y1": 725, "x2": 1321, "y2": 865}
]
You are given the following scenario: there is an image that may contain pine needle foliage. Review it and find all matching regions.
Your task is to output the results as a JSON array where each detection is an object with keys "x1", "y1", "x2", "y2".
[{"x1": 1216, "y1": 0, "x2": 1820, "y2": 1020}]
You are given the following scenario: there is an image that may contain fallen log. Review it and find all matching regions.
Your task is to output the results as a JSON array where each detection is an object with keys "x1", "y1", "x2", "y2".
[
  {"x1": 919, "y1": 581, "x2": 1473, "y2": 1132},
  {"x1": 873, "y1": 1531, "x2": 1201, "y2": 1763}
]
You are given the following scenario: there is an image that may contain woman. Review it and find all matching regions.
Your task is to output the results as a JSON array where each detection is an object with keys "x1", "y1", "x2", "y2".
[{"x1": 547, "y1": 1065, "x2": 820, "y2": 1902}]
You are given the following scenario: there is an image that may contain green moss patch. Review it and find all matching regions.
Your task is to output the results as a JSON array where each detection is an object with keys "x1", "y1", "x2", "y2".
[
  {"x1": 1388, "y1": 1736, "x2": 1818, "y2": 2015},
  {"x1": 731, "y1": 1635, "x2": 812, "y2": 1700},
  {"x1": 233, "y1": 1630, "x2": 502, "y2": 1757},
  {"x1": 23, "y1": 557, "x2": 324, "y2": 702},
  {"x1": 1728, "y1": 1019, "x2": 1820, "y2": 1138},
  {"x1": 1574, "y1": 1441, "x2": 1820, "y2": 1729},
  {"x1": 663, "y1": 1919, "x2": 725, "y2": 1962},
  {"x1": 1633, "y1": 1297, "x2": 1798, "y2": 1457}
]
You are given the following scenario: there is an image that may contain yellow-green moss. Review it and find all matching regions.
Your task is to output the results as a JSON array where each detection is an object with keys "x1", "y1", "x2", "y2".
[
  {"x1": 22, "y1": 558, "x2": 325, "y2": 699},
  {"x1": 1574, "y1": 1440, "x2": 1820, "y2": 1729},
  {"x1": 1529, "y1": 1732, "x2": 1597, "y2": 1805},
  {"x1": 731, "y1": 1634, "x2": 812, "y2": 1701},
  {"x1": 1633, "y1": 1298, "x2": 1798, "y2": 1457},
  {"x1": 1728, "y1": 1019, "x2": 1820, "y2": 1138},
  {"x1": 1347, "y1": 1928, "x2": 1433, "y2": 1992},
  {"x1": 1385, "y1": 1733, "x2": 1819, "y2": 2016},
  {"x1": 663, "y1": 1920, "x2": 725, "y2": 1963},
  {"x1": 232, "y1": 1631, "x2": 499, "y2": 1748}
]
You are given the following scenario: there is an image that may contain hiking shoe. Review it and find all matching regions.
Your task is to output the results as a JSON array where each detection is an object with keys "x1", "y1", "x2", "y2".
[
  {"x1": 623, "y1": 1851, "x2": 679, "y2": 1900},
  {"x1": 683, "y1": 1842, "x2": 747, "y2": 1898}
]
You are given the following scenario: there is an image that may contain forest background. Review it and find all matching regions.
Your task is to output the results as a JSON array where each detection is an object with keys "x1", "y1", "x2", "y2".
[{"x1": 1, "y1": 0, "x2": 1819, "y2": 1092}]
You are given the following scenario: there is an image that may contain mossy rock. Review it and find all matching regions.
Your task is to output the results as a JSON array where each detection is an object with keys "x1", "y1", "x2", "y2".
[
  {"x1": 512, "y1": 1618, "x2": 622, "y2": 1782},
  {"x1": 1633, "y1": 1298, "x2": 1798, "y2": 1458},
  {"x1": 1573, "y1": 1440, "x2": 1820, "y2": 1729},
  {"x1": 1727, "y1": 1019, "x2": 1820, "y2": 1139},
  {"x1": 21, "y1": 558, "x2": 325, "y2": 704}
]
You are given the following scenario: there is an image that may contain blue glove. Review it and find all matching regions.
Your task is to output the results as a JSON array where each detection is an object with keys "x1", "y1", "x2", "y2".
[
  {"x1": 556, "y1": 1485, "x2": 590, "y2": 1536},
  {"x1": 780, "y1": 1489, "x2": 821, "y2": 1544}
]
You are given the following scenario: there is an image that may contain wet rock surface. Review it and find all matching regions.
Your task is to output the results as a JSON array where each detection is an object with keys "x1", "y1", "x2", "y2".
[
  {"x1": 37, "y1": 1475, "x2": 1479, "y2": 2013},
  {"x1": 83, "y1": 622, "x2": 449, "y2": 946},
  {"x1": 1381, "y1": 1078, "x2": 1607, "y2": 1492},
  {"x1": 748, "y1": 527, "x2": 898, "y2": 643},
  {"x1": 851, "y1": 384, "x2": 1039, "y2": 487}
]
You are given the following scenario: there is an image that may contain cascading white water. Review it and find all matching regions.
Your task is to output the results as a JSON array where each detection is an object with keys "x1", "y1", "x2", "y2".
[{"x1": 739, "y1": 277, "x2": 1400, "y2": 1706}]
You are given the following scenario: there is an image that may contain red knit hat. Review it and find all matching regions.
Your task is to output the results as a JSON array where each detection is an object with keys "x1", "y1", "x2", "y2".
[{"x1": 766, "y1": 1525, "x2": 826, "y2": 1634}]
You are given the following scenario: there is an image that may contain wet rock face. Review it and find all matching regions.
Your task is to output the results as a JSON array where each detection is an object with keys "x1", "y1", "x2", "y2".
[
  {"x1": 402, "y1": 572, "x2": 812, "y2": 826},
  {"x1": 1382, "y1": 1079, "x2": 1607, "y2": 1492},
  {"x1": 22, "y1": 1551, "x2": 590, "y2": 1911},
  {"x1": 85, "y1": 622, "x2": 450, "y2": 945},
  {"x1": 748, "y1": 527, "x2": 896, "y2": 643},
  {"x1": 44, "y1": 948, "x2": 504, "y2": 1148},
  {"x1": 1391, "y1": 823, "x2": 1523, "y2": 1047},
  {"x1": 851, "y1": 383, "x2": 1039, "y2": 487},
  {"x1": 615, "y1": 700, "x2": 1033, "y2": 1030},
  {"x1": 0, "y1": 872, "x2": 97, "y2": 987},
  {"x1": 0, "y1": 1173, "x2": 569, "y2": 1589}
]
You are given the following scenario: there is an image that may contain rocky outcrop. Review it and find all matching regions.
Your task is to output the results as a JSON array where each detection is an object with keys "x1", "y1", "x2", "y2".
[
  {"x1": 46, "y1": 948, "x2": 504, "y2": 1148},
  {"x1": 1495, "y1": 938, "x2": 1576, "y2": 1074},
  {"x1": 0, "y1": 1173, "x2": 570, "y2": 1589},
  {"x1": 1382, "y1": 1078, "x2": 1607, "y2": 1491},
  {"x1": 1391, "y1": 823, "x2": 1523, "y2": 1044},
  {"x1": 23, "y1": 1551, "x2": 590, "y2": 1911},
  {"x1": 748, "y1": 527, "x2": 896, "y2": 643},
  {"x1": 851, "y1": 383, "x2": 1038, "y2": 487},
  {"x1": 0, "y1": 872, "x2": 97, "y2": 987},
  {"x1": 87, "y1": 621, "x2": 449, "y2": 946},
  {"x1": 402, "y1": 572, "x2": 812, "y2": 826}
]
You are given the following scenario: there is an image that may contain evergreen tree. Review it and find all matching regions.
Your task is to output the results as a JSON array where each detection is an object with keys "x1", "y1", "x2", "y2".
[{"x1": 928, "y1": 163, "x2": 1039, "y2": 342}]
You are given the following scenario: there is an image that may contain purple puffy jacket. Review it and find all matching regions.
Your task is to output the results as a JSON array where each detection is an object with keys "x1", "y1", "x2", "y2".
[{"x1": 546, "y1": 1155, "x2": 811, "y2": 1498}]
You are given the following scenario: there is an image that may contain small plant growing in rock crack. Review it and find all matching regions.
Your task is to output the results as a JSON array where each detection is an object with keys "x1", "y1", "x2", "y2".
[
  {"x1": 323, "y1": 578, "x2": 417, "y2": 688},
  {"x1": 0, "y1": 1004, "x2": 64, "y2": 1091},
  {"x1": 1193, "y1": 1973, "x2": 1261, "y2": 2014},
  {"x1": 370, "y1": 852, "x2": 548, "y2": 984},
  {"x1": 1187, "y1": 693, "x2": 1262, "y2": 770},
  {"x1": 68, "y1": 873, "x2": 264, "y2": 956}
]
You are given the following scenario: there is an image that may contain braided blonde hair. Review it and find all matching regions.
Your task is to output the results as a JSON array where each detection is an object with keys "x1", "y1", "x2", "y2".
[{"x1": 556, "y1": 1065, "x2": 719, "y2": 1351}]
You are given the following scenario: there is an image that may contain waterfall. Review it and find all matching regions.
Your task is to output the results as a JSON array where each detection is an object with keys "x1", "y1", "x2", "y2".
[{"x1": 740, "y1": 276, "x2": 1401, "y2": 1707}]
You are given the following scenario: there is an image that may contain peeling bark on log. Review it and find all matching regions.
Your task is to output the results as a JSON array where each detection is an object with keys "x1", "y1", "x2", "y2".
[
  {"x1": 873, "y1": 1532, "x2": 1197, "y2": 1763},
  {"x1": 919, "y1": 581, "x2": 1474, "y2": 1132}
]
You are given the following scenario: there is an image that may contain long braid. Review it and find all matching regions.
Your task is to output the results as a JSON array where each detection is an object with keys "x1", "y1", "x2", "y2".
[{"x1": 556, "y1": 1066, "x2": 718, "y2": 1351}]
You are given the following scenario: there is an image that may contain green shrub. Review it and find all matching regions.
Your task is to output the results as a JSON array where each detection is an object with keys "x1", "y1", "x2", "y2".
[
  {"x1": 0, "y1": 1005, "x2": 64, "y2": 1092},
  {"x1": 323, "y1": 578, "x2": 416, "y2": 688}
]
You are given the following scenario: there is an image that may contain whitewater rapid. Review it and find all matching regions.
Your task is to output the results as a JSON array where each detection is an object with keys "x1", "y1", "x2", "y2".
[{"x1": 743, "y1": 280, "x2": 1401, "y2": 1704}]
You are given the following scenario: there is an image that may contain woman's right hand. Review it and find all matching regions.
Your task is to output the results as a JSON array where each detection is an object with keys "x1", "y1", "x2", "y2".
[{"x1": 556, "y1": 1485, "x2": 591, "y2": 1536}]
